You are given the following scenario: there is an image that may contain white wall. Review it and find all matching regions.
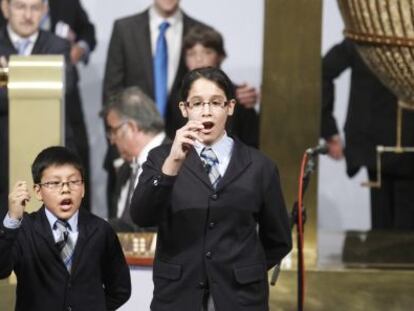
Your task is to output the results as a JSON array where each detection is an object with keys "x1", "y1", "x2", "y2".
[
  {"x1": 317, "y1": 0, "x2": 370, "y2": 231},
  {"x1": 77, "y1": 0, "x2": 264, "y2": 217}
]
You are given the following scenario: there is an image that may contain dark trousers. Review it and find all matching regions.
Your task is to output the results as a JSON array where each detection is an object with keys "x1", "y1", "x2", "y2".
[{"x1": 368, "y1": 170, "x2": 414, "y2": 230}]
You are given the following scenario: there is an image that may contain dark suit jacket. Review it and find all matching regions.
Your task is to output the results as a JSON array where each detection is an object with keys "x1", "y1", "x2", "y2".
[
  {"x1": 103, "y1": 9, "x2": 210, "y2": 137},
  {"x1": 0, "y1": 28, "x2": 74, "y2": 214},
  {"x1": 130, "y1": 140, "x2": 292, "y2": 310},
  {"x1": 321, "y1": 39, "x2": 414, "y2": 177},
  {"x1": 0, "y1": 207, "x2": 131, "y2": 311}
]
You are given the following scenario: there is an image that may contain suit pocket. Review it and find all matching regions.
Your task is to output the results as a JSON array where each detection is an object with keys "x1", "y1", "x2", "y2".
[
  {"x1": 153, "y1": 260, "x2": 182, "y2": 302},
  {"x1": 234, "y1": 263, "x2": 267, "y2": 306}
]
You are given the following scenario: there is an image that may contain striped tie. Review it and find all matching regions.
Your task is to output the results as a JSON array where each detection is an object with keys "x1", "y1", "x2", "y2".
[
  {"x1": 200, "y1": 147, "x2": 221, "y2": 189},
  {"x1": 54, "y1": 220, "x2": 75, "y2": 273}
]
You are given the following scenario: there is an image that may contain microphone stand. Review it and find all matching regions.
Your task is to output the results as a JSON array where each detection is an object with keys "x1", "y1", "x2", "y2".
[{"x1": 270, "y1": 150, "x2": 319, "y2": 311}]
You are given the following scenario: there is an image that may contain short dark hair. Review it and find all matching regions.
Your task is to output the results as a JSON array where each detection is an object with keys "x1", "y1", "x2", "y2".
[
  {"x1": 31, "y1": 146, "x2": 84, "y2": 184},
  {"x1": 100, "y1": 86, "x2": 164, "y2": 134},
  {"x1": 180, "y1": 67, "x2": 235, "y2": 101},
  {"x1": 183, "y1": 25, "x2": 227, "y2": 58}
]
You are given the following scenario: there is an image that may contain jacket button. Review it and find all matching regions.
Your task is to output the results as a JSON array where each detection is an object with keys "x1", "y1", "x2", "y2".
[
  {"x1": 0, "y1": 229, "x2": 4, "y2": 236},
  {"x1": 210, "y1": 193, "x2": 218, "y2": 200},
  {"x1": 206, "y1": 251, "x2": 212, "y2": 259},
  {"x1": 152, "y1": 177, "x2": 160, "y2": 186},
  {"x1": 198, "y1": 281, "x2": 206, "y2": 288},
  {"x1": 208, "y1": 222, "x2": 215, "y2": 229},
  {"x1": 66, "y1": 307, "x2": 72, "y2": 311}
]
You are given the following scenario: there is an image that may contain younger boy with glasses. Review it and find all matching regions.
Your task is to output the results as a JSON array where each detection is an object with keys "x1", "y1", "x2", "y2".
[{"x1": 0, "y1": 146, "x2": 131, "y2": 311}]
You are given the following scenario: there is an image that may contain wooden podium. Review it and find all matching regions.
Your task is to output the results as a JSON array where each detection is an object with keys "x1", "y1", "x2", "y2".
[{"x1": 6, "y1": 55, "x2": 65, "y2": 213}]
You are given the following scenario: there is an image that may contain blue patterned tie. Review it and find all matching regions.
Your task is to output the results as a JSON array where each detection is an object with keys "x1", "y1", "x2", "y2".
[
  {"x1": 153, "y1": 21, "x2": 170, "y2": 117},
  {"x1": 54, "y1": 220, "x2": 75, "y2": 273},
  {"x1": 200, "y1": 148, "x2": 221, "y2": 189}
]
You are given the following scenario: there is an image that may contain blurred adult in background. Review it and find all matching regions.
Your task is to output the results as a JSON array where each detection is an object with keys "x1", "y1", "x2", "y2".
[
  {"x1": 101, "y1": 86, "x2": 167, "y2": 231},
  {"x1": 102, "y1": 0, "x2": 211, "y2": 213},
  {"x1": 0, "y1": 0, "x2": 97, "y2": 211},
  {"x1": 0, "y1": 0, "x2": 75, "y2": 214},
  {"x1": 183, "y1": 25, "x2": 260, "y2": 147},
  {"x1": 321, "y1": 38, "x2": 414, "y2": 230}
]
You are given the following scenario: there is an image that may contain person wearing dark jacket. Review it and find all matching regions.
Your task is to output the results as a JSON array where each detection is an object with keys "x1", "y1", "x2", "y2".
[
  {"x1": 321, "y1": 38, "x2": 414, "y2": 229},
  {"x1": 130, "y1": 67, "x2": 291, "y2": 311},
  {"x1": 0, "y1": 146, "x2": 131, "y2": 311}
]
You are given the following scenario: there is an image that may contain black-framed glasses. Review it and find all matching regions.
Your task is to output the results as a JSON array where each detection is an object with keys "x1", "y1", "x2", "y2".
[
  {"x1": 185, "y1": 99, "x2": 228, "y2": 111},
  {"x1": 38, "y1": 180, "x2": 84, "y2": 191},
  {"x1": 105, "y1": 121, "x2": 128, "y2": 140}
]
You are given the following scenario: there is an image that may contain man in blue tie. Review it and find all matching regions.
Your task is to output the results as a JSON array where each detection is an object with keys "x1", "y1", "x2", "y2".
[
  {"x1": 103, "y1": 0, "x2": 212, "y2": 216},
  {"x1": 0, "y1": 0, "x2": 75, "y2": 215}
]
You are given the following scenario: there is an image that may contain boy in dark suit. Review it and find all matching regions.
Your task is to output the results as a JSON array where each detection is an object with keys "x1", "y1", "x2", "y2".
[
  {"x1": 130, "y1": 67, "x2": 292, "y2": 311},
  {"x1": 0, "y1": 146, "x2": 131, "y2": 311}
]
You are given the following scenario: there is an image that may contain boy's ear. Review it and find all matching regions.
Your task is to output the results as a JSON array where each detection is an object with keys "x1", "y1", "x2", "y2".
[
  {"x1": 179, "y1": 101, "x2": 188, "y2": 118},
  {"x1": 33, "y1": 184, "x2": 43, "y2": 201},
  {"x1": 227, "y1": 99, "x2": 236, "y2": 116}
]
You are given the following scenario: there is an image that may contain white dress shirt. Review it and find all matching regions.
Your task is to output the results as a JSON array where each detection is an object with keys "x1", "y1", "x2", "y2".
[
  {"x1": 149, "y1": 6, "x2": 183, "y2": 93},
  {"x1": 117, "y1": 132, "x2": 166, "y2": 218},
  {"x1": 7, "y1": 25, "x2": 39, "y2": 56}
]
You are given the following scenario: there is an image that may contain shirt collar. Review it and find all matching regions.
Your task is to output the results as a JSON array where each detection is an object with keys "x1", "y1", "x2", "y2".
[
  {"x1": 194, "y1": 132, "x2": 234, "y2": 163},
  {"x1": 7, "y1": 25, "x2": 39, "y2": 48},
  {"x1": 133, "y1": 131, "x2": 166, "y2": 168},
  {"x1": 149, "y1": 5, "x2": 183, "y2": 29},
  {"x1": 45, "y1": 208, "x2": 79, "y2": 232}
]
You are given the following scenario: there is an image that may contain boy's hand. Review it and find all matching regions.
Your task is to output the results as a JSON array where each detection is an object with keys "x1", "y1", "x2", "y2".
[
  {"x1": 8, "y1": 181, "x2": 30, "y2": 220},
  {"x1": 162, "y1": 120, "x2": 204, "y2": 176}
]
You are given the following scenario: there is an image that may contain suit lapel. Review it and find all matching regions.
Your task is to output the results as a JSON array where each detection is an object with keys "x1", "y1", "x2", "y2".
[
  {"x1": 184, "y1": 148, "x2": 212, "y2": 189},
  {"x1": 70, "y1": 208, "x2": 98, "y2": 277},
  {"x1": 31, "y1": 31, "x2": 46, "y2": 55},
  {"x1": 0, "y1": 27, "x2": 18, "y2": 54},
  {"x1": 217, "y1": 139, "x2": 252, "y2": 190},
  {"x1": 33, "y1": 207, "x2": 63, "y2": 262}
]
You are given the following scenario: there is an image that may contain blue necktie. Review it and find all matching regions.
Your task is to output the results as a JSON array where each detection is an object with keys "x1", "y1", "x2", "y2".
[
  {"x1": 16, "y1": 39, "x2": 30, "y2": 55},
  {"x1": 153, "y1": 21, "x2": 170, "y2": 117}
]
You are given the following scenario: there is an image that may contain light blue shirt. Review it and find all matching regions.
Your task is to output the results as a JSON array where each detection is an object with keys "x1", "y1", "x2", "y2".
[
  {"x1": 3, "y1": 208, "x2": 79, "y2": 245},
  {"x1": 194, "y1": 132, "x2": 234, "y2": 176}
]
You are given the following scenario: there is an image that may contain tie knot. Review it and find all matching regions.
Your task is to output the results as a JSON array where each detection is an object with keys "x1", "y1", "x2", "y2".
[
  {"x1": 200, "y1": 147, "x2": 219, "y2": 168},
  {"x1": 159, "y1": 21, "x2": 170, "y2": 33},
  {"x1": 54, "y1": 219, "x2": 70, "y2": 231}
]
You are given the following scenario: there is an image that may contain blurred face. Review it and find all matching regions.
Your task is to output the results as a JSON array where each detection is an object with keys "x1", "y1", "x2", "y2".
[
  {"x1": 34, "y1": 164, "x2": 84, "y2": 220},
  {"x1": 106, "y1": 110, "x2": 138, "y2": 162},
  {"x1": 153, "y1": 0, "x2": 179, "y2": 17},
  {"x1": 185, "y1": 43, "x2": 223, "y2": 71},
  {"x1": 2, "y1": 0, "x2": 46, "y2": 38},
  {"x1": 180, "y1": 78, "x2": 235, "y2": 145}
]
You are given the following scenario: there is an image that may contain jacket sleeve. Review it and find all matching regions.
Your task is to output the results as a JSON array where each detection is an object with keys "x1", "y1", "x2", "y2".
[
  {"x1": 102, "y1": 224, "x2": 131, "y2": 310},
  {"x1": 72, "y1": 0, "x2": 96, "y2": 52},
  {"x1": 258, "y1": 163, "x2": 292, "y2": 270},
  {"x1": 0, "y1": 224, "x2": 20, "y2": 279},
  {"x1": 130, "y1": 147, "x2": 176, "y2": 227},
  {"x1": 321, "y1": 39, "x2": 354, "y2": 139},
  {"x1": 102, "y1": 20, "x2": 125, "y2": 105}
]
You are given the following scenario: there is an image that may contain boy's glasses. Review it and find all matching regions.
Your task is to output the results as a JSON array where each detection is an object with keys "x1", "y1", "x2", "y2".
[
  {"x1": 185, "y1": 99, "x2": 228, "y2": 111},
  {"x1": 38, "y1": 180, "x2": 83, "y2": 190}
]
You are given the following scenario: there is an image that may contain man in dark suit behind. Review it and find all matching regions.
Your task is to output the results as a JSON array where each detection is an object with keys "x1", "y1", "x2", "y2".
[
  {"x1": 0, "y1": 0, "x2": 76, "y2": 215},
  {"x1": 321, "y1": 38, "x2": 414, "y2": 230},
  {"x1": 0, "y1": 0, "x2": 96, "y2": 211},
  {"x1": 103, "y1": 0, "x2": 211, "y2": 214},
  {"x1": 100, "y1": 86, "x2": 168, "y2": 231}
]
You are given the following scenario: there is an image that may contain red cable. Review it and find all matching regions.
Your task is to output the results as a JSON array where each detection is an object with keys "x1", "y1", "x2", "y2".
[{"x1": 297, "y1": 152, "x2": 308, "y2": 310}]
